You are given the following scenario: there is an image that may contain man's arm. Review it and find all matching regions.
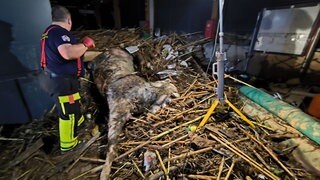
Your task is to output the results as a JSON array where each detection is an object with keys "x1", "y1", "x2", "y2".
[
  {"x1": 58, "y1": 43, "x2": 87, "y2": 60},
  {"x1": 58, "y1": 36, "x2": 95, "y2": 60}
]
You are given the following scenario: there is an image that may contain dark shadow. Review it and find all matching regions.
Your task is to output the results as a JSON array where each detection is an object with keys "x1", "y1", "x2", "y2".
[
  {"x1": 0, "y1": 20, "x2": 28, "y2": 79},
  {"x1": 93, "y1": 0, "x2": 115, "y2": 29}
]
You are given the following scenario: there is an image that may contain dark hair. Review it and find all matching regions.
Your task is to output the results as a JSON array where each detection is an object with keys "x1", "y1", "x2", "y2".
[{"x1": 51, "y1": 6, "x2": 70, "y2": 22}]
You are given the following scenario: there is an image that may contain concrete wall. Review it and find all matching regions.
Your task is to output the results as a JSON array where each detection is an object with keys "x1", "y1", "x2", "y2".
[{"x1": 0, "y1": 0, "x2": 53, "y2": 124}]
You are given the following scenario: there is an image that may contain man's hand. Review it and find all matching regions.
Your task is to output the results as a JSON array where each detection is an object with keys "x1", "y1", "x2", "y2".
[{"x1": 82, "y1": 36, "x2": 95, "y2": 48}]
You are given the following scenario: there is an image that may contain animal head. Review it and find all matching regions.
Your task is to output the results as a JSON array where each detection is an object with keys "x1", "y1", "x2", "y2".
[
  {"x1": 109, "y1": 48, "x2": 133, "y2": 61},
  {"x1": 150, "y1": 79, "x2": 180, "y2": 98}
]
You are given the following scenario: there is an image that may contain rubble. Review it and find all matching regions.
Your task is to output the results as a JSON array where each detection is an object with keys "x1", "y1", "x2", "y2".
[{"x1": 0, "y1": 29, "x2": 318, "y2": 179}]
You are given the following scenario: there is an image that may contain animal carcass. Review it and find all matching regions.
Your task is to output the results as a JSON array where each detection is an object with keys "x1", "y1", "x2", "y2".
[{"x1": 91, "y1": 48, "x2": 179, "y2": 179}]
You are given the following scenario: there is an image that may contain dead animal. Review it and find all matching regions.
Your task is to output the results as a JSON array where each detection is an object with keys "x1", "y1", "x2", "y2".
[{"x1": 90, "y1": 48, "x2": 179, "y2": 179}]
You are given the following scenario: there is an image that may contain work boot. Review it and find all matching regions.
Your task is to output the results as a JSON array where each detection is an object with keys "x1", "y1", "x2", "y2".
[{"x1": 60, "y1": 140, "x2": 85, "y2": 154}]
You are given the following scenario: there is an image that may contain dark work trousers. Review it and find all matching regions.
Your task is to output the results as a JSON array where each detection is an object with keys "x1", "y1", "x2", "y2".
[{"x1": 42, "y1": 72, "x2": 83, "y2": 150}]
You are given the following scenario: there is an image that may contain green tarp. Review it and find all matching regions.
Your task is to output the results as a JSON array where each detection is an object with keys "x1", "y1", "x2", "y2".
[{"x1": 240, "y1": 86, "x2": 320, "y2": 145}]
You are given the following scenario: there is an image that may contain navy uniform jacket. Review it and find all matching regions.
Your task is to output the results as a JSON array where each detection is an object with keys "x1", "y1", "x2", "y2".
[{"x1": 43, "y1": 25, "x2": 84, "y2": 76}]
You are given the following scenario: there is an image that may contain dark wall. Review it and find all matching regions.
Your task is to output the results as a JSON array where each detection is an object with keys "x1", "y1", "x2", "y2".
[
  {"x1": 0, "y1": 0, "x2": 53, "y2": 124},
  {"x1": 223, "y1": 0, "x2": 271, "y2": 35},
  {"x1": 155, "y1": 0, "x2": 213, "y2": 33},
  {"x1": 120, "y1": 0, "x2": 145, "y2": 28},
  {"x1": 155, "y1": 0, "x2": 319, "y2": 35},
  {"x1": 51, "y1": 0, "x2": 145, "y2": 30}
]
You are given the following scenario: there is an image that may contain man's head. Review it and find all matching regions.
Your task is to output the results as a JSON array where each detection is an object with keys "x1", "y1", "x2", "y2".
[{"x1": 51, "y1": 6, "x2": 72, "y2": 31}]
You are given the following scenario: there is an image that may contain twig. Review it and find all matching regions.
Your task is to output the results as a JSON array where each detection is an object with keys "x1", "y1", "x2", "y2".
[
  {"x1": 167, "y1": 148, "x2": 171, "y2": 174},
  {"x1": 115, "y1": 141, "x2": 151, "y2": 161},
  {"x1": 71, "y1": 165, "x2": 107, "y2": 180},
  {"x1": 120, "y1": 140, "x2": 187, "y2": 145},
  {"x1": 66, "y1": 148, "x2": 89, "y2": 172},
  {"x1": 80, "y1": 157, "x2": 105, "y2": 163},
  {"x1": 224, "y1": 159, "x2": 235, "y2": 180},
  {"x1": 117, "y1": 115, "x2": 204, "y2": 161},
  {"x1": 57, "y1": 132, "x2": 101, "y2": 171},
  {"x1": 148, "y1": 166, "x2": 178, "y2": 180},
  {"x1": 181, "y1": 77, "x2": 198, "y2": 97},
  {"x1": 7, "y1": 138, "x2": 44, "y2": 169},
  {"x1": 164, "y1": 147, "x2": 212, "y2": 163},
  {"x1": 0, "y1": 137, "x2": 24, "y2": 141},
  {"x1": 238, "y1": 127, "x2": 297, "y2": 179},
  {"x1": 161, "y1": 134, "x2": 189, "y2": 149},
  {"x1": 217, "y1": 157, "x2": 225, "y2": 180},
  {"x1": 132, "y1": 160, "x2": 145, "y2": 179},
  {"x1": 16, "y1": 169, "x2": 33, "y2": 180},
  {"x1": 156, "y1": 150, "x2": 169, "y2": 179},
  {"x1": 224, "y1": 74, "x2": 255, "y2": 88},
  {"x1": 253, "y1": 149, "x2": 271, "y2": 170},
  {"x1": 186, "y1": 174, "x2": 216, "y2": 179},
  {"x1": 111, "y1": 162, "x2": 131, "y2": 178},
  {"x1": 209, "y1": 133, "x2": 279, "y2": 180}
]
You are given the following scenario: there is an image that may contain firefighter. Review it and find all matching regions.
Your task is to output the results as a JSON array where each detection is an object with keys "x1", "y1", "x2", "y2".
[{"x1": 40, "y1": 6, "x2": 95, "y2": 152}]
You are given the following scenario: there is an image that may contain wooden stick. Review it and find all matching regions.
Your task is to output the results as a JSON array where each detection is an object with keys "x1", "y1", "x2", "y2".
[
  {"x1": 66, "y1": 149, "x2": 89, "y2": 172},
  {"x1": 71, "y1": 164, "x2": 109, "y2": 180},
  {"x1": 209, "y1": 133, "x2": 279, "y2": 180},
  {"x1": 7, "y1": 138, "x2": 44, "y2": 169},
  {"x1": 132, "y1": 160, "x2": 145, "y2": 179},
  {"x1": 156, "y1": 150, "x2": 169, "y2": 179},
  {"x1": 239, "y1": 127, "x2": 297, "y2": 179},
  {"x1": 224, "y1": 74, "x2": 255, "y2": 88},
  {"x1": 16, "y1": 169, "x2": 33, "y2": 179},
  {"x1": 115, "y1": 141, "x2": 151, "y2": 161},
  {"x1": 112, "y1": 162, "x2": 131, "y2": 178},
  {"x1": 154, "y1": 94, "x2": 216, "y2": 128},
  {"x1": 80, "y1": 157, "x2": 105, "y2": 163},
  {"x1": 57, "y1": 132, "x2": 101, "y2": 172},
  {"x1": 217, "y1": 157, "x2": 225, "y2": 180},
  {"x1": 253, "y1": 149, "x2": 272, "y2": 170},
  {"x1": 117, "y1": 116, "x2": 200, "y2": 161},
  {"x1": 181, "y1": 77, "x2": 198, "y2": 97},
  {"x1": 120, "y1": 140, "x2": 187, "y2": 145},
  {"x1": 161, "y1": 134, "x2": 189, "y2": 149},
  {"x1": 167, "y1": 148, "x2": 171, "y2": 174},
  {"x1": 0, "y1": 137, "x2": 24, "y2": 141},
  {"x1": 164, "y1": 147, "x2": 212, "y2": 163},
  {"x1": 81, "y1": 115, "x2": 204, "y2": 176},
  {"x1": 252, "y1": 121, "x2": 274, "y2": 131},
  {"x1": 225, "y1": 159, "x2": 235, "y2": 180},
  {"x1": 186, "y1": 174, "x2": 216, "y2": 179},
  {"x1": 149, "y1": 166, "x2": 178, "y2": 180}
]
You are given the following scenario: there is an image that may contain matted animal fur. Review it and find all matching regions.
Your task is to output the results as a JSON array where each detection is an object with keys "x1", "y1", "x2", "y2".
[{"x1": 91, "y1": 48, "x2": 179, "y2": 179}]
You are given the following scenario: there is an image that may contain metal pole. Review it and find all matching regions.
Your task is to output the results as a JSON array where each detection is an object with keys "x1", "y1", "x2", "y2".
[
  {"x1": 149, "y1": 0, "x2": 155, "y2": 36},
  {"x1": 217, "y1": 0, "x2": 225, "y2": 102},
  {"x1": 300, "y1": 27, "x2": 320, "y2": 76}
]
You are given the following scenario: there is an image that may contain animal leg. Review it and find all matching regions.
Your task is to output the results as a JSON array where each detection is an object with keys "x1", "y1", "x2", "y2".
[{"x1": 100, "y1": 101, "x2": 131, "y2": 180}]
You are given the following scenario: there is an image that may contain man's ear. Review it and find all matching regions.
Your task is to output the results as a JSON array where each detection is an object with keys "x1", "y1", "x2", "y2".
[{"x1": 67, "y1": 17, "x2": 71, "y2": 25}]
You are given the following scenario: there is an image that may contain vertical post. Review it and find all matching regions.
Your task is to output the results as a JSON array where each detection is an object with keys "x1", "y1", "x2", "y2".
[
  {"x1": 217, "y1": 0, "x2": 225, "y2": 102},
  {"x1": 300, "y1": 27, "x2": 320, "y2": 76},
  {"x1": 113, "y1": 0, "x2": 121, "y2": 29},
  {"x1": 149, "y1": 0, "x2": 155, "y2": 36}
]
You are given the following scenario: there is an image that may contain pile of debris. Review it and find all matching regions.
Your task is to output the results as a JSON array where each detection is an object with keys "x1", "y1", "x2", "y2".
[{"x1": 0, "y1": 29, "x2": 317, "y2": 179}]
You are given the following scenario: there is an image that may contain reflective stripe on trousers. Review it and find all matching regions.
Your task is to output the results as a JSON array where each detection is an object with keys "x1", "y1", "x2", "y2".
[{"x1": 58, "y1": 92, "x2": 84, "y2": 151}]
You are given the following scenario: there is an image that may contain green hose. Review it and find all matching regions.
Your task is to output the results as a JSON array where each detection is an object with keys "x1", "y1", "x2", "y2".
[{"x1": 240, "y1": 86, "x2": 320, "y2": 145}]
